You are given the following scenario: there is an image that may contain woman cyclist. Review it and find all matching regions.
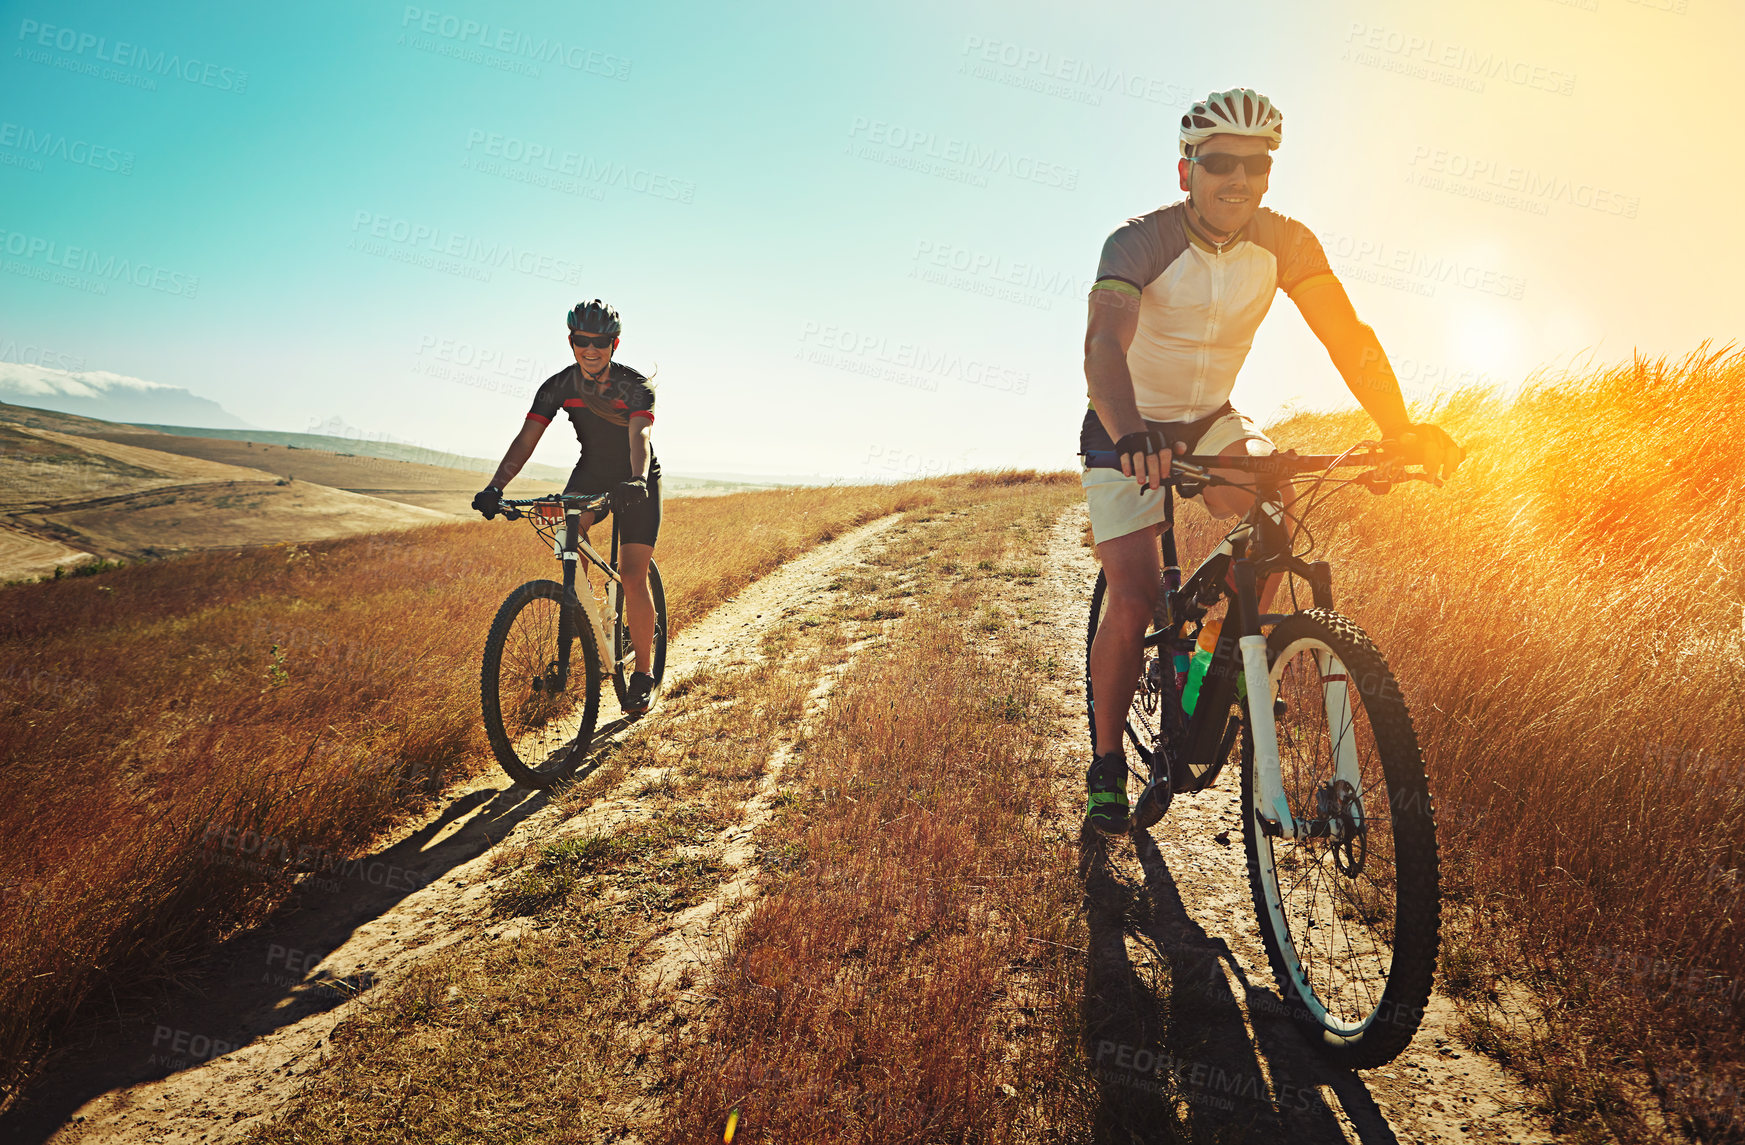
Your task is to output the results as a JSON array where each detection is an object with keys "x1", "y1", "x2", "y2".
[{"x1": 472, "y1": 299, "x2": 662, "y2": 714}]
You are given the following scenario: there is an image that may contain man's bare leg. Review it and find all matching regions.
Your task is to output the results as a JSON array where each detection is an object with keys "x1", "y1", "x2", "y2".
[
  {"x1": 1089, "y1": 527, "x2": 1160, "y2": 757},
  {"x1": 1201, "y1": 440, "x2": 1299, "y2": 612}
]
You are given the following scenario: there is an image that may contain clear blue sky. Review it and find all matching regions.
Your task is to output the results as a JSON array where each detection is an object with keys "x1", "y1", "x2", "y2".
[{"x1": 3, "y1": 0, "x2": 1739, "y2": 479}]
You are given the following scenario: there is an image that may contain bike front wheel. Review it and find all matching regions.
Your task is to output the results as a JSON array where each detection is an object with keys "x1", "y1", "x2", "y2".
[
  {"x1": 611, "y1": 557, "x2": 667, "y2": 712},
  {"x1": 481, "y1": 580, "x2": 602, "y2": 788},
  {"x1": 1240, "y1": 608, "x2": 1440, "y2": 1068}
]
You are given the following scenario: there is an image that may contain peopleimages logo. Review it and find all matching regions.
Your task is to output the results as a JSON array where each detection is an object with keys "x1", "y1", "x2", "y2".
[
  {"x1": 1406, "y1": 145, "x2": 1639, "y2": 218},
  {"x1": 1315, "y1": 230, "x2": 1527, "y2": 301},
  {"x1": 348, "y1": 210, "x2": 582, "y2": 285},
  {"x1": 0, "y1": 122, "x2": 134, "y2": 174},
  {"x1": 845, "y1": 117, "x2": 1079, "y2": 191},
  {"x1": 959, "y1": 35, "x2": 1196, "y2": 108},
  {"x1": 0, "y1": 339, "x2": 85, "y2": 371},
  {"x1": 398, "y1": 7, "x2": 630, "y2": 80},
  {"x1": 1343, "y1": 22, "x2": 1576, "y2": 96},
  {"x1": 909, "y1": 239, "x2": 1090, "y2": 312},
  {"x1": 796, "y1": 321, "x2": 1030, "y2": 395},
  {"x1": 0, "y1": 230, "x2": 199, "y2": 297},
  {"x1": 15, "y1": 19, "x2": 249, "y2": 93},
  {"x1": 462, "y1": 130, "x2": 695, "y2": 203}
]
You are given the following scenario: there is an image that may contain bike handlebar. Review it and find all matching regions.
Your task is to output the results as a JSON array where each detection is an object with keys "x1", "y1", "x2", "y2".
[
  {"x1": 1082, "y1": 443, "x2": 1433, "y2": 483},
  {"x1": 496, "y1": 492, "x2": 613, "y2": 521},
  {"x1": 1081, "y1": 448, "x2": 1391, "y2": 473}
]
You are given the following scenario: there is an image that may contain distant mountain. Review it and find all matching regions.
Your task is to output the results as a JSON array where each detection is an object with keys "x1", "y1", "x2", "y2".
[{"x1": 0, "y1": 362, "x2": 254, "y2": 430}]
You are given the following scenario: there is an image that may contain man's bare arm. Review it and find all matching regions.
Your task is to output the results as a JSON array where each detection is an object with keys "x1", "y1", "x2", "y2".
[
  {"x1": 1291, "y1": 279, "x2": 1410, "y2": 437},
  {"x1": 1084, "y1": 287, "x2": 1143, "y2": 442},
  {"x1": 1084, "y1": 286, "x2": 1169, "y2": 487}
]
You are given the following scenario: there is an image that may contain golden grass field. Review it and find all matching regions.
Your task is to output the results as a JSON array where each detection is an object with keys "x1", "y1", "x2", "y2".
[
  {"x1": 0, "y1": 479, "x2": 930, "y2": 1105},
  {"x1": 1263, "y1": 347, "x2": 1743, "y2": 1137},
  {"x1": 0, "y1": 346, "x2": 1739, "y2": 1141}
]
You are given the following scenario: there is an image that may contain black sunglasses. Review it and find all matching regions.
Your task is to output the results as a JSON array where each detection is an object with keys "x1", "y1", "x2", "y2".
[
  {"x1": 569, "y1": 333, "x2": 615, "y2": 349},
  {"x1": 1188, "y1": 152, "x2": 1273, "y2": 177}
]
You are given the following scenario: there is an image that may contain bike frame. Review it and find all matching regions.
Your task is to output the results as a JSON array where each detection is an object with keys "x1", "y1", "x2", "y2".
[
  {"x1": 508, "y1": 494, "x2": 624, "y2": 684},
  {"x1": 1094, "y1": 451, "x2": 1367, "y2": 841}
]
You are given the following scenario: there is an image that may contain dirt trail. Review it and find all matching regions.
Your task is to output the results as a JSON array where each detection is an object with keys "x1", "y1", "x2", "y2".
[
  {"x1": 14, "y1": 515, "x2": 904, "y2": 1145},
  {"x1": 1036, "y1": 504, "x2": 1556, "y2": 1143}
]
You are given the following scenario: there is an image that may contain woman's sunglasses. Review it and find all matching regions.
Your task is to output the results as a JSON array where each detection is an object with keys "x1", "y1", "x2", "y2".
[
  {"x1": 1187, "y1": 152, "x2": 1273, "y2": 177},
  {"x1": 569, "y1": 333, "x2": 615, "y2": 349}
]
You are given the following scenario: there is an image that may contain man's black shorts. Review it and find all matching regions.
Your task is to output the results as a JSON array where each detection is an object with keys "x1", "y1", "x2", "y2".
[{"x1": 1077, "y1": 401, "x2": 1235, "y2": 455}]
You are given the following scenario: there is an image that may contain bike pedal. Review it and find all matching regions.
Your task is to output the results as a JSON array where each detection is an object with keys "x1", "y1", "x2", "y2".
[{"x1": 1131, "y1": 777, "x2": 1173, "y2": 831}]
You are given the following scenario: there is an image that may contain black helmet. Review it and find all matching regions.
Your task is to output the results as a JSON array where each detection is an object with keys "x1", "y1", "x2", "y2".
[{"x1": 566, "y1": 299, "x2": 621, "y2": 336}]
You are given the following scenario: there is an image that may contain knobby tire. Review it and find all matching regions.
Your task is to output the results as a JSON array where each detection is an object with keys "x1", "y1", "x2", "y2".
[
  {"x1": 481, "y1": 579, "x2": 602, "y2": 789},
  {"x1": 1240, "y1": 608, "x2": 1440, "y2": 1068}
]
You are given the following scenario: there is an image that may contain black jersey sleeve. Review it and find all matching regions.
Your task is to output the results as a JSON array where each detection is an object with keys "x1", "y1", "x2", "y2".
[
  {"x1": 609, "y1": 365, "x2": 656, "y2": 423},
  {"x1": 526, "y1": 369, "x2": 568, "y2": 427}
]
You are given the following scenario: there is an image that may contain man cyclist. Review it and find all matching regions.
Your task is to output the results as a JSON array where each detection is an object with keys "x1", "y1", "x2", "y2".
[
  {"x1": 472, "y1": 299, "x2": 662, "y2": 715},
  {"x1": 1082, "y1": 88, "x2": 1463, "y2": 834}
]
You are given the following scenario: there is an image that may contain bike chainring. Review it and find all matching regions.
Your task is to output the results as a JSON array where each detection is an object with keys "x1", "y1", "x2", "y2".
[{"x1": 1137, "y1": 654, "x2": 1165, "y2": 716}]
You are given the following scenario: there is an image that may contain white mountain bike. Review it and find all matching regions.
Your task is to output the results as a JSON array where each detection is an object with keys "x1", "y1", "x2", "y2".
[{"x1": 1083, "y1": 442, "x2": 1442, "y2": 1068}]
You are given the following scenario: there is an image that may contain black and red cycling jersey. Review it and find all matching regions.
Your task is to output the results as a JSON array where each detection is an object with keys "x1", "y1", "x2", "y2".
[{"x1": 525, "y1": 361, "x2": 659, "y2": 488}]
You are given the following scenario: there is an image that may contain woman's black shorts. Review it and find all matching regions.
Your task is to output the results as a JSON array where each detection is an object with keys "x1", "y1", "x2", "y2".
[{"x1": 566, "y1": 464, "x2": 661, "y2": 547}]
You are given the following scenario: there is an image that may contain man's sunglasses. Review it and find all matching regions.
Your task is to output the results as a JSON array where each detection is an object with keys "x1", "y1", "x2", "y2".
[
  {"x1": 1188, "y1": 152, "x2": 1273, "y2": 177},
  {"x1": 569, "y1": 333, "x2": 615, "y2": 349}
]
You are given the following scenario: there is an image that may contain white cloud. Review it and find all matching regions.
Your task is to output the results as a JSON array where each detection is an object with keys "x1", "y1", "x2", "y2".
[
  {"x1": 0, "y1": 362, "x2": 253, "y2": 429},
  {"x1": 0, "y1": 362, "x2": 187, "y2": 401}
]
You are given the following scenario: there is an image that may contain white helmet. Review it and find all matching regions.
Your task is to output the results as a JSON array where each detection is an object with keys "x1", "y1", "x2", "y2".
[{"x1": 1179, "y1": 88, "x2": 1283, "y2": 156}]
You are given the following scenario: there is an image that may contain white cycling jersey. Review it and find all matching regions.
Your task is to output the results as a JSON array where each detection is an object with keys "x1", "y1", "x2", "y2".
[{"x1": 1091, "y1": 200, "x2": 1337, "y2": 422}]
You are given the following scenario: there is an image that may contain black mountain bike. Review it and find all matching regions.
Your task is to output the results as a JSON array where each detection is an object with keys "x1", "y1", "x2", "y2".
[
  {"x1": 1083, "y1": 443, "x2": 1442, "y2": 1068},
  {"x1": 480, "y1": 492, "x2": 668, "y2": 788}
]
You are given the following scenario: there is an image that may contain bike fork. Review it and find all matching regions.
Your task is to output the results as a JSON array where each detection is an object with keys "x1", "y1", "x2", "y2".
[
  {"x1": 1234, "y1": 558, "x2": 1296, "y2": 838},
  {"x1": 1318, "y1": 649, "x2": 1361, "y2": 790},
  {"x1": 1242, "y1": 633, "x2": 1295, "y2": 836}
]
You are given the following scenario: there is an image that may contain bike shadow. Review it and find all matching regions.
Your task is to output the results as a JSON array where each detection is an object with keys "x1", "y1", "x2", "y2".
[
  {"x1": 1077, "y1": 824, "x2": 1400, "y2": 1144},
  {"x1": 0, "y1": 716, "x2": 638, "y2": 1145}
]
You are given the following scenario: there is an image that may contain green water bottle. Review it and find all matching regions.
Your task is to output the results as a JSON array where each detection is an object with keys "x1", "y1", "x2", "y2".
[{"x1": 1181, "y1": 619, "x2": 1245, "y2": 714}]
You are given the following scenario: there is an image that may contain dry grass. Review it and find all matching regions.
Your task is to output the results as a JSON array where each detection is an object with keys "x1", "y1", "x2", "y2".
[
  {"x1": 234, "y1": 479, "x2": 1093, "y2": 1145},
  {"x1": 655, "y1": 481, "x2": 1093, "y2": 1144},
  {"x1": 0, "y1": 481, "x2": 932, "y2": 1106},
  {"x1": 1249, "y1": 344, "x2": 1743, "y2": 1141},
  {"x1": 242, "y1": 479, "x2": 1081, "y2": 1143}
]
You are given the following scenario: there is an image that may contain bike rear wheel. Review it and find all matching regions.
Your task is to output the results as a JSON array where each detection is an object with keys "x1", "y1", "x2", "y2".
[
  {"x1": 481, "y1": 579, "x2": 602, "y2": 788},
  {"x1": 611, "y1": 558, "x2": 667, "y2": 712},
  {"x1": 1240, "y1": 608, "x2": 1440, "y2": 1068}
]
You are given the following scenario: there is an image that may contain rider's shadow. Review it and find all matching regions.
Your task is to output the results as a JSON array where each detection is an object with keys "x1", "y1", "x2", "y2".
[
  {"x1": 1078, "y1": 825, "x2": 1399, "y2": 1144},
  {"x1": 0, "y1": 750, "x2": 610, "y2": 1145}
]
